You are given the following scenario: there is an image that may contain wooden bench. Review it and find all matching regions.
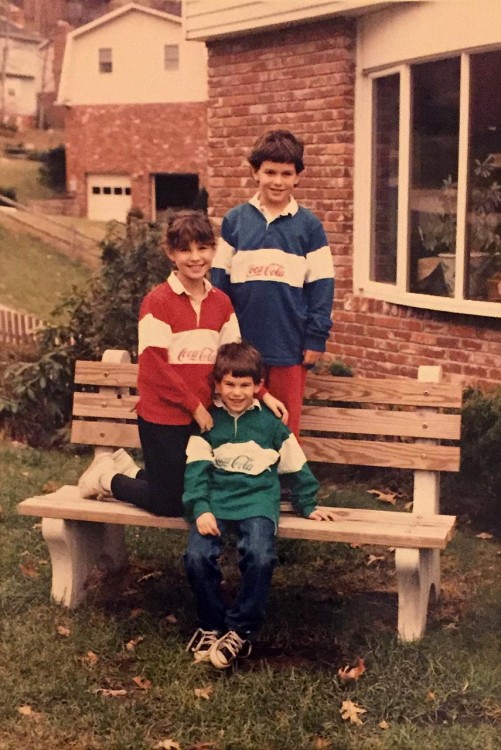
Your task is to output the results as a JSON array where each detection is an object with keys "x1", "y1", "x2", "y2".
[{"x1": 18, "y1": 349, "x2": 461, "y2": 641}]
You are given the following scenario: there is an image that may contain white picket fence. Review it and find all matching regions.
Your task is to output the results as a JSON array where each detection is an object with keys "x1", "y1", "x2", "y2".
[{"x1": 0, "y1": 306, "x2": 44, "y2": 346}]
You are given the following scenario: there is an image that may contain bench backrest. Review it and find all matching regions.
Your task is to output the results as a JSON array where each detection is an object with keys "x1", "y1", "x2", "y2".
[{"x1": 72, "y1": 352, "x2": 462, "y2": 474}]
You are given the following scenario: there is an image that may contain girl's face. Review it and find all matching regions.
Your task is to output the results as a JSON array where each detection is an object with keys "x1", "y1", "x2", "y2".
[{"x1": 167, "y1": 241, "x2": 216, "y2": 289}]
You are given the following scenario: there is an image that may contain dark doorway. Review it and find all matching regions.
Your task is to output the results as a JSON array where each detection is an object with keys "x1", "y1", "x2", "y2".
[{"x1": 154, "y1": 173, "x2": 207, "y2": 222}]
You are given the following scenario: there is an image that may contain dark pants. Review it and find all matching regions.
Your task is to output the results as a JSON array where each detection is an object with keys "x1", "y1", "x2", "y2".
[
  {"x1": 183, "y1": 517, "x2": 277, "y2": 638},
  {"x1": 110, "y1": 416, "x2": 194, "y2": 517}
]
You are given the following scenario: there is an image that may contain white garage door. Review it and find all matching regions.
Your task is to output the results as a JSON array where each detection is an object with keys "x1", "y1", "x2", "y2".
[{"x1": 87, "y1": 175, "x2": 132, "y2": 222}]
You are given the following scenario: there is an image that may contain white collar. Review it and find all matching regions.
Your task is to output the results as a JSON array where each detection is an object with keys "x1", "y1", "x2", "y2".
[
  {"x1": 168, "y1": 272, "x2": 212, "y2": 298},
  {"x1": 249, "y1": 192, "x2": 299, "y2": 219},
  {"x1": 213, "y1": 397, "x2": 262, "y2": 418}
]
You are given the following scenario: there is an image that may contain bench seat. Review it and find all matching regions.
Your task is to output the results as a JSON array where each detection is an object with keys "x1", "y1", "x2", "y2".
[{"x1": 18, "y1": 488, "x2": 455, "y2": 549}]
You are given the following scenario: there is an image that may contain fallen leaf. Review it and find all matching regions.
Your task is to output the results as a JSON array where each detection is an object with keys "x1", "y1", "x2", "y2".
[
  {"x1": 43, "y1": 480, "x2": 60, "y2": 493},
  {"x1": 425, "y1": 690, "x2": 436, "y2": 702},
  {"x1": 153, "y1": 740, "x2": 181, "y2": 750},
  {"x1": 129, "y1": 608, "x2": 145, "y2": 620},
  {"x1": 132, "y1": 675, "x2": 151, "y2": 690},
  {"x1": 93, "y1": 688, "x2": 127, "y2": 697},
  {"x1": 56, "y1": 625, "x2": 71, "y2": 637},
  {"x1": 368, "y1": 489, "x2": 397, "y2": 505},
  {"x1": 126, "y1": 635, "x2": 144, "y2": 651},
  {"x1": 339, "y1": 699, "x2": 367, "y2": 725},
  {"x1": 476, "y1": 532, "x2": 494, "y2": 540},
  {"x1": 194, "y1": 684, "x2": 213, "y2": 700},
  {"x1": 19, "y1": 562, "x2": 39, "y2": 578},
  {"x1": 337, "y1": 657, "x2": 366, "y2": 683},
  {"x1": 18, "y1": 705, "x2": 43, "y2": 721},
  {"x1": 314, "y1": 738, "x2": 331, "y2": 748},
  {"x1": 379, "y1": 720, "x2": 390, "y2": 730},
  {"x1": 165, "y1": 613, "x2": 178, "y2": 624},
  {"x1": 82, "y1": 651, "x2": 99, "y2": 666},
  {"x1": 403, "y1": 501, "x2": 413, "y2": 512}
]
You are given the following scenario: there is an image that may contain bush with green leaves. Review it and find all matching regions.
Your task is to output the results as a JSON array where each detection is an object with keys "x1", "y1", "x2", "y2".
[
  {"x1": 444, "y1": 386, "x2": 501, "y2": 529},
  {"x1": 0, "y1": 211, "x2": 170, "y2": 447},
  {"x1": 38, "y1": 145, "x2": 66, "y2": 192}
]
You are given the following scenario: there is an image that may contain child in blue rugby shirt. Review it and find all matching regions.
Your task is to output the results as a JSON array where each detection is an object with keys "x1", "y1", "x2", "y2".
[
  {"x1": 183, "y1": 341, "x2": 334, "y2": 669},
  {"x1": 211, "y1": 129, "x2": 335, "y2": 438}
]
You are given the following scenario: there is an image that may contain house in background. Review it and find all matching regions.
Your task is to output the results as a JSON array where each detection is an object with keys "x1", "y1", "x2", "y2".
[
  {"x1": 184, "y1": 0, "x2": 501, "y2": 387},
  {"x1": 57, "y1": 2, "x2": 207, "y2": 222},
  {"x1": 0, "y1": 9, "x2": 44, "y2": 128}
]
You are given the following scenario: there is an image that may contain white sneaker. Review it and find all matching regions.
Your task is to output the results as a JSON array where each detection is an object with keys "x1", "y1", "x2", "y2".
[
  {"x1": 186, "y1": 629, "x2": 221, "y2": 663},
  {"x1": 112, "y1": 448, "x2": 141, "y2": 478},
  {"x1": 78, "y1": 453, "x2": 116, "y2": 498},
  {"x1": 209, "y1": 630, "x2": 252, "y2": 669}
]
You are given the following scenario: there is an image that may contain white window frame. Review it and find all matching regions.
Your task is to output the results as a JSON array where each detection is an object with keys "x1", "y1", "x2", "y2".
[{"x1": 354, "y1": 49, "x2": 501, "y2": 319}]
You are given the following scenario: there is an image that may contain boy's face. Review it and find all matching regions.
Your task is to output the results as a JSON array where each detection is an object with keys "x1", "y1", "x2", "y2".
[
  {"x1": 219, "y1": 372, "x2": 262, "y2": 414},
  {"x1": 252, "y1": 160, "x2": 299, "y2": 212},
  {"x1": 166, "y1": 241, "x2": 216, "y2": 288}
]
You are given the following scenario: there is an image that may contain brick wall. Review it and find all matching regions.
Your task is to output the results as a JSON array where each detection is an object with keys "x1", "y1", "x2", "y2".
[
  {"x1": 66, "y1": 102, "x2": 208, "y2": 219},
  {"x1": 207, "y1": 19, "x2": 501, "y2": 387}
]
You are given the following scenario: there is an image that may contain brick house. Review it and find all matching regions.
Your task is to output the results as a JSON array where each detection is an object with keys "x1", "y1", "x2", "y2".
[
  {"x1": 57, "y1": 2, "x2": 207, "y2": 222},
  {"x1": 184, "y1": 0, "x2": 501, "y2": 386}
]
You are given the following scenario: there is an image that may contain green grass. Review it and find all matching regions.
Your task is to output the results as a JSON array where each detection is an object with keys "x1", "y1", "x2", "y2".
[
  {"x1": 0, "y1": 158, "x2": 60, "y2": 203},
  {"x1": 0, "y1": 223, "x2": 91, "y2": 318},
  {"x1": 0, "y1": 443, "x2": 499, "y2": 750}
]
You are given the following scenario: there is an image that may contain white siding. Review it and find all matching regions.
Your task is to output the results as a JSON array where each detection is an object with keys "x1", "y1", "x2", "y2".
[
  {"x1": 58, "y1": 7, "x2": 207, "y2": 105},
  {"x1": 184, "y1": 0, "x2": 392, "y2": 40},
  {"x1": 359, "y1": 0, "x2": 501, "y2": 71}
]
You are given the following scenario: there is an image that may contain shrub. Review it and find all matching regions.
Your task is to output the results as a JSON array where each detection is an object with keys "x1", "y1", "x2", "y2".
[
  {"x1": 0, "y1": 212, "x2": 170, "y2": 447},
  {"x1": 444, "y1": 386, "x2": 501, "y2": 529},
  {"x1": 38, "y1": 145, "x2": 66, "y2": 191}
]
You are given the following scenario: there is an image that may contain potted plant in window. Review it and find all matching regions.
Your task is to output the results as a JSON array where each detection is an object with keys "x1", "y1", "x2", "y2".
[{"x1": 417, "y1": 155, "x2": 501, "y2": 298}]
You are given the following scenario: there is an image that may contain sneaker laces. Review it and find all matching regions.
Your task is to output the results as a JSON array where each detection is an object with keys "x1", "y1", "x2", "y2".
[
  {"x1": 216, "y1": 631, "x2": 252, "y2": 663},
  {"x1": 186, "y1": 628, "x2": 219, "y2": 655}
]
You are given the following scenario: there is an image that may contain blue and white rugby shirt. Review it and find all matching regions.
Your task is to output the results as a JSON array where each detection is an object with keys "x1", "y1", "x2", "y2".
[
  {"x1": 182, "y1": 400, "x2": 319, "y2": 527},
  {"x1": 211, "y1": 195, "x2": 334, "y2": 366}
]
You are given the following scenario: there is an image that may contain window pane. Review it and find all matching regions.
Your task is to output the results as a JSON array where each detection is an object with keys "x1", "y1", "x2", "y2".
[
  {"x1": 99, "y1": 47, "x2": 112, "y2": 73},
  {"x1": 409, "y1": 58, "x2": 460, "y2": 297},
  {"x1": 466, "y1": 50, "x2": 501, "y2": 301},
  {"x1": 164, "y1": 44, "x2": 179, "y2": 70},
  {"x1": 371, "y1": 74, "x2": 399, "y2": 283}
]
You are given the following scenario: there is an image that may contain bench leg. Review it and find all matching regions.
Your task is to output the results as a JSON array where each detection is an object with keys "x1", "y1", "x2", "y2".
[
  {"x1": 395, "y1": 548, "x2": 440, "y2": 641},
  {"x1": 42, "y1": 518, "x2": 128, "y2": 608}
]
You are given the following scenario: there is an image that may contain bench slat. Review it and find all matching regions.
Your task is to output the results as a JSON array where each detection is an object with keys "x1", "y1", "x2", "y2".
[
  {"x1": 301, "y1": 436, "x2": 460, "y2": 471},
  {"x1": 17, "y1": 489, "x2": 455, "y2": 549},
  {"x1": 73, "y1": 392, "x2": 139, "y2": 419},
  {"x1": 304, "y1": 374, "x2": 463, "y2": 408},
  {"x1": 71, "y1": 421, "x2": 141, "y2": 448},
  {"x1": 74, "y1": 360, "x2": 138, "y2": 388},
  {"x1": 300, "y1": 406, "x2": 461, "y2": 439}
]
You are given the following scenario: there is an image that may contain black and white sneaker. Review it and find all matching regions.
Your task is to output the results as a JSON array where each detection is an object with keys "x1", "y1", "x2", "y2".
[
  {"x1": 209, "y1": 630, "x2": 252, "y2": 669},
  {"x1": 186, "y1": 629, "x2": 220, "y2": 663}
]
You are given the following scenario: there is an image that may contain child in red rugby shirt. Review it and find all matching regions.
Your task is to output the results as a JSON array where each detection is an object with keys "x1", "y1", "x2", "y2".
[{"x1": 77, "y1": 210, "x2": 286, "y2": 516}]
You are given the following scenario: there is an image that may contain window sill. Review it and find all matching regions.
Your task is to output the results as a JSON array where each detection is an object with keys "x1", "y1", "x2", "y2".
[{"x1": 352, "y1": 281, "x2": 501, "y2": 319}]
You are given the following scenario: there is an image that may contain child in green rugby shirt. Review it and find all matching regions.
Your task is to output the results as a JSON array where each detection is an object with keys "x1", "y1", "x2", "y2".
[{"x1": 183, "y1": 341, "x2": 334, "y2": 669}]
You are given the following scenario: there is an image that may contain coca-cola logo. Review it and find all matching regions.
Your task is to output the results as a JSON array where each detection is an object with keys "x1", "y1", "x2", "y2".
[
  {"x1": 216, "y1": 454, "x2": 254, "y2": 472},
  {"x1": 178, "y1": 346, "x2": 216, "y2": 363},
  {"x1": 247, "y1": 263, "x2": 285, "y2": 278}
]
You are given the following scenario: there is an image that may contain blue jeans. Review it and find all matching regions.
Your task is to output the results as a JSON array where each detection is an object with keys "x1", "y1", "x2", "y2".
[{"x1": 183, "y1": 517, "x2": 277, "y2": 639}]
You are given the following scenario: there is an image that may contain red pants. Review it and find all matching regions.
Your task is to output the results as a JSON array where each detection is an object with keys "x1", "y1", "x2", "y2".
[{"x1": 264, "y1": 364, "x2": 307, "y2": 439}]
